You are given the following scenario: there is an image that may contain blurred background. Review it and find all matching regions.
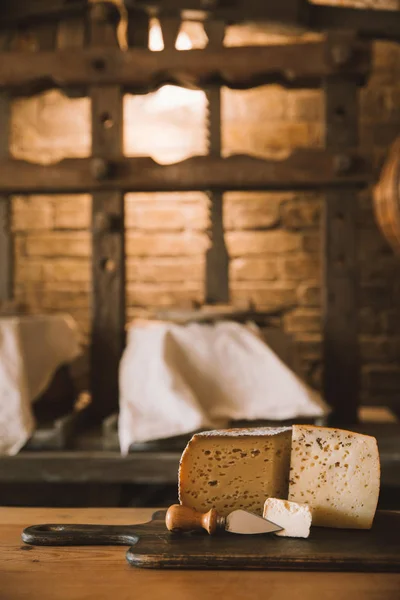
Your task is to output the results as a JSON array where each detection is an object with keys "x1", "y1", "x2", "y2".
[{"x1": 0, "y1": 0, "x2": 399, "y2": 510}]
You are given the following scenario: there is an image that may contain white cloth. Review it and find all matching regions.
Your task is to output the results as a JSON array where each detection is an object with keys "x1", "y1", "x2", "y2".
[
  {"x1": 118, "y1": 321, "x2": 330, "y2": 454},
  {"x1": 0, "y1": 314, "x2": 81, "y2": 455}
]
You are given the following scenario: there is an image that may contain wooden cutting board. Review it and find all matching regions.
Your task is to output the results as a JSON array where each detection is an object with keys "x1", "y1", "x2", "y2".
[
  {"x1": 22, "y1": 510, "x2": 400, "y2": 572},
  {"x1": 126, "y1": 510, "x2": 400, "y2": 571}
]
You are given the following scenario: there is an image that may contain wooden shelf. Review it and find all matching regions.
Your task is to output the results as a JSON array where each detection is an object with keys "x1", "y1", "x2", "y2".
[
  {"x1": 0, "y1": 451, "x2": 181, "y2": 484},
  {"x1": 0, "y1": 423, "x2": 398, "y2": 487}
]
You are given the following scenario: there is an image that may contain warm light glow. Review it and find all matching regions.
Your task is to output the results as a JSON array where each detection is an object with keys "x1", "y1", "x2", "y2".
[
  {"x1": 149, "y1": 20, "x2": 164, "y2": 51},
  {"x1": 176, "y1": 31, "x2": 192, "y2": 51},
  {"x1": 147, "y1": 20, "x2": 204, "y2": 112},
  {"x1": 149, "y1": 20, "x2": 192, "y2": 52}
]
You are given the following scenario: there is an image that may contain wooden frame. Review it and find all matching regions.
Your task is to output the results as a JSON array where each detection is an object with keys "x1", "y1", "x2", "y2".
[
  {"x1": 0, "y1": 152, "x2": 371, "y2": 194},
  {"x1": 2, "y1": 0, "x2": 400, "y2": 41},
  {"x1": 0, "y1": 41, "x2": 371, "y2": 94},
  {"x1": 0, "y1": 422, "x2": 398, "y2": 485},
  {"x1": 0, "y1": 2, "x2": 375, "y2": 430},
  {"x1": 323, "y1": 41, "x2": 360, "y2": 424},
  {"x1": 0, "y1": 34, "x2": 12, "y2": 303},
  {"x1": 89, "y1": 2, "x2": 126, "y2": 421}
]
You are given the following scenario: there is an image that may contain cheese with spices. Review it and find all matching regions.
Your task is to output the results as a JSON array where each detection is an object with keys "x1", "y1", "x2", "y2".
[
  {"x1": 263, "y1": 498, "x2": 312, "y2": 538},
  {"x1": 288, "y1": 425, "x2": 380, "y2": 529},
  {"x1": 179, "y1": 427, "x2": 292, "y2": 517}
]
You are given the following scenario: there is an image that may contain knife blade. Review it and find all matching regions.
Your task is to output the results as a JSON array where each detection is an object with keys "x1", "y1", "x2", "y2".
[{"x1": 165, "y1": 504, "x2": 283, "y2": 535}]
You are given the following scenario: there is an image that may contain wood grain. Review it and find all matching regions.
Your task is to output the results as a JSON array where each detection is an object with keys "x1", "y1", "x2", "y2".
[
  {"x1": 0, "y1": 33, "x2": 12, "y2": 303},
  {"x1": 205, "y1": 20, "x2": 229, "y2": 305},
  {"x1": 0, "y1": 451, "x2": 181, "y2": 483},
  {"x1": 126, "y1": 8, "x2": 149, "y2": 49},
  {"x1": 1, "y1": 0, "x2": 400, "y2": 43},
  {"x1": 0, "y1": 41, "x2": 371, "y2": 95},
  {"x1": 90, "y1": 3, "x2": 125, "y2": 420},
  {"x1": 16, "y1": 509, "x2": 400, "y2": 572},
  {"x1": 165, "y1": 505, "x2": 219, "y2": 534},
  {"x1": 56, "y1": 8, "x2": 87, "y2": 98},
  {"x1": 0, "y1": 422, "x2": 399, "y2": 485},
  {"x1": 0, "y1": 152, "x2": 371, "y2": 194},
  {"x1": 1, "y1": 508, "x2": 399, "y2": 600},
  {"x1": 323, "y1": 35, "x2": 363, "y2": 424},
  {"x1": 133, "y1": 511, "x2": 400, "y2": 572}
]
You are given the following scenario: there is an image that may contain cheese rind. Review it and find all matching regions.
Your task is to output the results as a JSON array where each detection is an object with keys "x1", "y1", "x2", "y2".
[
  {"x1": 179, "y1": 427, "x2": 292, "y2": 517},
  {"x1": 288, "y1": 425, "x2": 380, "y2": 529},
  {"x1": 263, "y1": 498, "x2": 312, "y2": 538}
]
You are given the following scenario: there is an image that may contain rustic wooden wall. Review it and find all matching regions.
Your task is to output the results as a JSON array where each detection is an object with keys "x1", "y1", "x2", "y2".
[{"x1": 8, "y1": 0, "x2": 400, "y2": 413}]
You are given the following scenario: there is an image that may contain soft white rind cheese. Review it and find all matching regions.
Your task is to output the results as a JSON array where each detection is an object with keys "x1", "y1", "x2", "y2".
[
  {"x1": 263, "y1": 498, "x2": 312, "y2": 538},
  {"x1": 288, "y1": 425, "x2": 380, "y2": 529},
  {"x1": 179, "y1": 427, "x2": 292, "y2": 517}
]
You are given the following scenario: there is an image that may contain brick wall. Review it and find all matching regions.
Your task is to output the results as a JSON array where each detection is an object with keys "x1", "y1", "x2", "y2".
[{"x1": 10, "y1": 0, "x2": 400, "y2": 411}]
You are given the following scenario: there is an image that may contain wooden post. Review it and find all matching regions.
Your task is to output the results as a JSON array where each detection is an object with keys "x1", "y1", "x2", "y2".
[
  {"x1": 0, "y1": 33, "x2": 12, "y2": 304},
  {"x1": 0, "y1": 94, "x2": 11, "y2": 304},
  {"x1": 126, "y1": 8, "x2": 149, "y2": 49},
  {"x1": 89, "y1": 2, "x2": 125, "y2": 420},
  {"x1": 57, "y1": 9, "x2": 87, "y2": 98},
  {"x1": 323, "y1": 34, "x2": 361, "y2": 424},
  {"x1": 204, "y1": 21, "x2": 229, "y2": 305}
]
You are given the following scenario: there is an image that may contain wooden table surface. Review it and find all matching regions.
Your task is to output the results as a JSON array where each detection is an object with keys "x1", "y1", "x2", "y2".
[{"x1": 1, "y1": 507, "x2": 399, "y2": 600}]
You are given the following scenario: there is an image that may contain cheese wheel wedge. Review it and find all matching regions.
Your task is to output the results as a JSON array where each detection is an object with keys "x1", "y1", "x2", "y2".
[
  {"x1": 288, "y1": 425, "x2": 380, "y2": 529},
  {"x1": 179, "y1": 427, "x2": 292, "y2": 516},
  {"x1": 263, "y1": 498, "x2": 312, "y2": 538}
]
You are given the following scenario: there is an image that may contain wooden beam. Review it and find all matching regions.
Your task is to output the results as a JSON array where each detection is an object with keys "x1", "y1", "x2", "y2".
[
  {"x1": 0, "y1": 451, "x2": 181, "y2": 484},
  {"x1": 204, "y1": 20, "x2": 229, "y2": 305},
  {"x1": 0, "y1": 40, "x2": 371, "y2": 96},
  {"x1": 128, "y1": 0, "x2": 400, "y2": 42},
  {"x1": 56, "y1": 7, "x2": 87, "y2": 98},
  {"x1": 0, "y1": 0, "x2": 86, "y2": 28},
  {"x1": 323, "y1": 36, "x2": 361, "y2": 425},
  {"x1": 0, "y1": 151, "x2": 371, "y2": 194},
  {"x1": 2, "y1": 1, "x2": 400, "y2": 42},
  {"x1": 0, "y1": 34, "x2": 12, "y2": 303},
  {"x1": 90, "y1": 1, "x2": 125, "y2": 421},
  {"x1": 0, "y1": 95, "x2": 11, "y2": 303},
  {"x1": 0, "y1": 422, "x2": 398, "y2": 484},
  {"x1": 126, "y1": 7, "x2": 149, "y2": 49},
  {"x1": 310, "y1": 4, "x2": 400, "y2": 42}
]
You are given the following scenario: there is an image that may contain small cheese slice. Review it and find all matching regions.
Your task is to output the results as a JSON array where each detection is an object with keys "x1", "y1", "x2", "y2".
[
  {"x1": 179, "y1": 427, "x2": 292, "y2": 517},
  {"x1": 263, "y1": 498, "x2": 312, "y2": 538},
  {"x1": 288, "y1": 425, "x2": 380, "y2": 529}
]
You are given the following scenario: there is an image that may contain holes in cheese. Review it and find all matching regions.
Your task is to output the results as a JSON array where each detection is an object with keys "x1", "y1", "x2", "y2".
[
  {"x1": 263, "y1": 498, "x2": 312, "y2": 538},
  {"x1": 288, "y1": 425, "x2": 380, "y2": 529},
  {"x1": 178, "y1": 427, "x2": 292, "y2": 517}
]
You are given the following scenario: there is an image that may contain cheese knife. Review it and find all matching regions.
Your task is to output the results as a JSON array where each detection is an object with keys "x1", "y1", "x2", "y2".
[
  {"x1": 165, "y1": 504, "x2": 283, "y2": 535},
  {"x1": 21, "y1": 507, "x2": 282, "y2": 547}
]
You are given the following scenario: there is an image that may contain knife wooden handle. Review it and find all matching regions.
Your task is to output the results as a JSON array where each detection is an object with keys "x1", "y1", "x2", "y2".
[{"x1": 165, "y1": 504, "x2": 223, "y2": 535}]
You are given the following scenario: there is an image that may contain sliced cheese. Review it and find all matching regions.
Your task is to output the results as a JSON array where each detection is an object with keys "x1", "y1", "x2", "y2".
[
  {"x1": 288, "y1": 425, "x2": 380, "y2": 529},
  {"x1": 179, "y1": 427, "x2": 292, "y2": 517},
  {"x1": 263, "y1": 498, "x2": 312, "y2": 538}
]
